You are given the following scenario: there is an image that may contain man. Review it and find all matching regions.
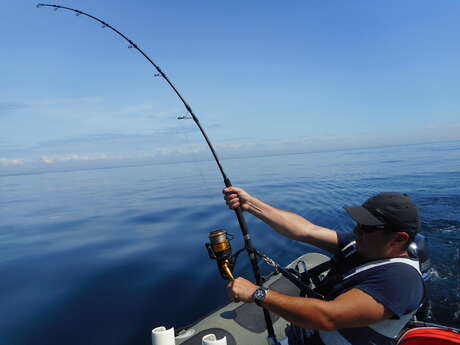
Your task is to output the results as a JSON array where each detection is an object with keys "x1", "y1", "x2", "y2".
[{"x1": 223, "y1": 187, "x2": 424, "y2": 345}]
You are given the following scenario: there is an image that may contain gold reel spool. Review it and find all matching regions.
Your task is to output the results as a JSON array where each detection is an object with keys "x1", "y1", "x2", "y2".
[{"x1": 207, "y1": 230, "x2": 235, "y2": 280}]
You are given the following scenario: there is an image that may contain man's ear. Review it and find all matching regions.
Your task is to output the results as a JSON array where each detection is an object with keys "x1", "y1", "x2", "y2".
[{"x1": 395, "y1": 232, "x2": 409, "y2": 242}]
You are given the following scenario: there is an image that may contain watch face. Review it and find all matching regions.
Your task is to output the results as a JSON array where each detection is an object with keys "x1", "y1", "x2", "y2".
[
  {"x1": 254, "y1": 288, "x2": 267, "y2": 306},
  {"x1": 255, "y1": 289, "x2": 265, "y2": 299}
]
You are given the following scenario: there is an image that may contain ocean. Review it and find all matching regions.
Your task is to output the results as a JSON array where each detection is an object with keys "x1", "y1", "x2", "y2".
[{"x1": 1, "y1": 141, "x2": 459, "y2": 345}]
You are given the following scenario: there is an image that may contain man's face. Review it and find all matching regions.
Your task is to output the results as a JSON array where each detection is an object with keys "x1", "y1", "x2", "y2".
[{"x1": 353, "y1": 224, "x2": 394, "y2": 259}]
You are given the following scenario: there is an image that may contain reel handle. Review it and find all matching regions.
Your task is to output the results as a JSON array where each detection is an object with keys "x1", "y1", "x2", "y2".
[{"x1": 222, "y1": 259, "x2": 235, "y2": 280}]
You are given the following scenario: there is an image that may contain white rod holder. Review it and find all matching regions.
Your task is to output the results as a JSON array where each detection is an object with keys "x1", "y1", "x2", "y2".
[
  {"x1": 202, "y1": 333, "x2": 227, "y2": 345},
  {"x1": 152, "y1": 326, "x2": 175, "y2": 345}
]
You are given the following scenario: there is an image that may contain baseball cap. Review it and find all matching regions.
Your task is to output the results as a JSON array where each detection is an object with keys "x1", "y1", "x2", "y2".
[{"x1": 344, "y1": 192, "x2": 421, "y2": 235}]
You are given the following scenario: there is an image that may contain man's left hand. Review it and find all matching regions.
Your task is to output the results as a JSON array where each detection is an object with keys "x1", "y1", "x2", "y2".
[{"x1": 227, "y1": 277, "x2": 259, "y2": 303}]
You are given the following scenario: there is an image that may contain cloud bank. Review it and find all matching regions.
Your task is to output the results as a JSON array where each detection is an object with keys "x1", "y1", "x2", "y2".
[{"x1": 1, "y1": 122, "x2": 459, "y2": 176}]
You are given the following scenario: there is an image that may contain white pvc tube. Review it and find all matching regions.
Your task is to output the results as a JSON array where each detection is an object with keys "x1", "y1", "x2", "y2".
[
  {"x1": 202, "y1": 333, "x2": 227, "y2": 345},
  {"x1": 152, "y1": 326, "x2": 175, "y2": 345}
]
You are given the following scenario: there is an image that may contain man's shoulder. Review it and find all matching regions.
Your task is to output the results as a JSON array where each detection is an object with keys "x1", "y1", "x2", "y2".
[
  {"x1": 349, "y1": 258, "x2": 424, "y2": 316},
  {"x1": 346, "y1": 256, "x2": 423, "y2": 292},
  {"x1": 337, "y1": 231, "x2": 356, "y2": 250},
  {"x1": 350, "y1": 257, "x2": 421, "y2": 279}
]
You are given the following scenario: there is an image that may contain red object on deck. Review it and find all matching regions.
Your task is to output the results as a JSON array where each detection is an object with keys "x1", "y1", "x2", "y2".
[{"x1": 398, "y1": 327, "x2": 460, "y2": 345}]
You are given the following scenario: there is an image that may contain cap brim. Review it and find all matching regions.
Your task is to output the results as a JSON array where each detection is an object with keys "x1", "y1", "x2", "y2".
[{"x1": 343, "y1": 206, "x2": 385, "y2": 226}]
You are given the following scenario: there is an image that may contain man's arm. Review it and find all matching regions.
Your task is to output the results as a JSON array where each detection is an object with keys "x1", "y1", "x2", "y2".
[
  {"x1": 224, "y1": 186, "x2": 339, "y2": 253},
  {"x1": 263, "y1": 287, "x2": 393, "y2": 330},
  {"x1": 228, "y1": 277, "x2": 393, "y2": 331}
]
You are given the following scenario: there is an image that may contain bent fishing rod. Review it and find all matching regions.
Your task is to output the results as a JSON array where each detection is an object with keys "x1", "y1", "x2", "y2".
[{"x1": 36, "y1": 3, "x2": 278, "y2": 342}]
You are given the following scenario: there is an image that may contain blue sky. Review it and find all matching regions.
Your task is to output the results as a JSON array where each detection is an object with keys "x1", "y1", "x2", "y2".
[{"x1": 1, "y1": 0, "x2": 460, "y2": 174}]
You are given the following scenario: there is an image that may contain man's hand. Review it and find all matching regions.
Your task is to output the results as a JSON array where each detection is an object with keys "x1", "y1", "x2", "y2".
[
  {"x1": 223, "y1": 187, "x2": 252, "y2": 211},
  {"x1": 227, "y1": 277, "x2": 259, "y2": 303}
]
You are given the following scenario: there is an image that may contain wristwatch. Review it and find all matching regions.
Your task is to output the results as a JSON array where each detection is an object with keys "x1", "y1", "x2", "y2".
[{"x1": 253, "y1": 287, "x2": 268, "y2": 306}]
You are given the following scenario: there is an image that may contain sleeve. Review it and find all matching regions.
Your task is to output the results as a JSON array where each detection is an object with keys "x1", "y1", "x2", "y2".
[
  {"x1": 354, "y1": 263, "x2": 424, "y2": 317},
  {"x1": 337, "y1": 231, "x2": 356, "y2": 250}
]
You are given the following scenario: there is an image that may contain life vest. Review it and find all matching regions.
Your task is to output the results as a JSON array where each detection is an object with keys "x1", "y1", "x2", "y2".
[{"x1": 314, "y1": 241, "x2": 424, "y2": 345}]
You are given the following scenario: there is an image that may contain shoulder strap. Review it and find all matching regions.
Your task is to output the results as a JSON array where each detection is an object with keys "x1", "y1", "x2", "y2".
[
  {"x1": 303, "y1": 241, "x2": 357, "y2": 285},
  {"x1": 343, "y1": 257, "x2": 421, "y2": 281}
]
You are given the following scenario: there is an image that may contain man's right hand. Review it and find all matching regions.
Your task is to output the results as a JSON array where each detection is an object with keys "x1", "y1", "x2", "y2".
[{"x1": 223, "y1": 186, "x2": 252, "y2": 211}]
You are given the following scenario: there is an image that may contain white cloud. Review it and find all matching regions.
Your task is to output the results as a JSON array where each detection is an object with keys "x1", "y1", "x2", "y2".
[
  {"x1": 40, "y1": 153, "x2": 113, "y2": 164},
  {"x1": 0, "y1": 158, "x2": 25, "y2": 166}
]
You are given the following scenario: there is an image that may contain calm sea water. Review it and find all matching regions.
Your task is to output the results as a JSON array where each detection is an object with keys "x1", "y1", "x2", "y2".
[{"x1": 1, "y1": 141, "x2": 459, "y2": 345}]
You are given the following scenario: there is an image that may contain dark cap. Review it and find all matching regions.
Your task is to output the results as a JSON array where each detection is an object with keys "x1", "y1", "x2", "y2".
[{"x1": 344, "y1": 192, "x2": 421, "y2": 235}]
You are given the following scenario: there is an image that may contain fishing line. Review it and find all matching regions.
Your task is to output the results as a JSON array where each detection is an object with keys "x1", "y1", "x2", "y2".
[
  {"x1": 37, "y1": 3, "x2": 278, "y2": 342},
  {"x1": 178, "y1": 119, "x2": 210, "y2": 189}
]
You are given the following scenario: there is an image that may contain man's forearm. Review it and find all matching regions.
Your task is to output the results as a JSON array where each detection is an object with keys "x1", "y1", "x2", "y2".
[
  {"x1": 244, "y1": 196, "x2": 318, "y2": 240},
  {"x1": 261, "y1": 289, "x2": 335, "y2": 331},
  {"x1": 244, "y1": 195, "x2": 338, "y2": 253}
]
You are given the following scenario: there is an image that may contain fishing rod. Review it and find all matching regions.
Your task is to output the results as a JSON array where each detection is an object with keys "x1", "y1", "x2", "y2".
[{"x1": 36, "y1": 4, "x2": 278, "y2": 343}]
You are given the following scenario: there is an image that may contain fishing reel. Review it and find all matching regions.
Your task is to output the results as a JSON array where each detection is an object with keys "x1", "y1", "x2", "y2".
[{"x1": 205, "y1": 230, "x2": 236, "y2": 280}]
